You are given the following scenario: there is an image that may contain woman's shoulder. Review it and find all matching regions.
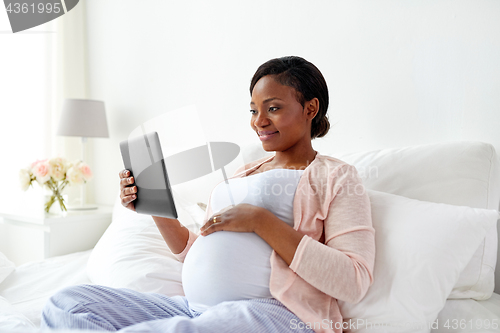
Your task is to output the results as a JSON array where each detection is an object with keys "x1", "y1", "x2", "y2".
[
  {"x1": 312, "y1": 152, "x2": 354, "y2": 170},
  {"x1": 306, "y1": 153, "x2": 361, "y2": 187}
]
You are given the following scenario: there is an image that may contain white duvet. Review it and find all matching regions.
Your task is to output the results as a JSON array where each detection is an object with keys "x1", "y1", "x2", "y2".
[
  {"x1": 0, "y1": 250, "x2": 499, "y2": 332},
  {"x1": 0, "y1": 296, "x2": 35, "y2": 331},
  {"x1": 0, "y1": 250, "x2": 92, "y2": 330}
]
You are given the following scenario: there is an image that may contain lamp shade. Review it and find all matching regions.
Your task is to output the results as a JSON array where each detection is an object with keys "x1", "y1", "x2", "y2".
[{"x1": 57, "y1": 99, "x2": 109, "y2": 138}]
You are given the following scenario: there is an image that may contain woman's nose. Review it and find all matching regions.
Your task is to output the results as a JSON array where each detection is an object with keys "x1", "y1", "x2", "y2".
[{"x1": 254, "y1": 111, "x2": 270, "y2": 127}]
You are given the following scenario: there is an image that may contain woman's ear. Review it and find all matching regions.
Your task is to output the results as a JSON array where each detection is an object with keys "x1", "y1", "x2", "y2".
[{"x1": 305, "y1": 98, "x2": 320, "y2": 120}]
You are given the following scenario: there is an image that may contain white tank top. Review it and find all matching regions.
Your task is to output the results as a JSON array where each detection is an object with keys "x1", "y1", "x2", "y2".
[{"x1": 182, "y1": 168, "x2": 305, "y2": 312}]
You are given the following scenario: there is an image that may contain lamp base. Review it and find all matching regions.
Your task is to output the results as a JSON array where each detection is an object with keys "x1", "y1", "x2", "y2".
[{"x1": 67, "y1": 204, "x2": 98, "y2": 211}]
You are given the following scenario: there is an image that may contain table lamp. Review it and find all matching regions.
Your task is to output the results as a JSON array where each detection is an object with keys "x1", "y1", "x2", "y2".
[{"x1": 57, "y1": 99, "x2": 109, "y2": 210}]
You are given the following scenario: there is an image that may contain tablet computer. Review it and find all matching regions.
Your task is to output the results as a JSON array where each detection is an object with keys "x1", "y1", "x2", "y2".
[{"x1": 120, "y1": 131, "x2": 178, "y2": 219}]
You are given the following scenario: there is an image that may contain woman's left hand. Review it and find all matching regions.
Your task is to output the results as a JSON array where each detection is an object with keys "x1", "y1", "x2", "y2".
[{"x1": 200, "y1": 203, "x2": 265, "y2": 236}]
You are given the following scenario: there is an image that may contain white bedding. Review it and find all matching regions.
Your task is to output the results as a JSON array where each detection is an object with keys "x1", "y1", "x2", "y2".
[
  {"x1": 0, "y1": 250, "x2": 499, "y2": 332},
  {"x1": 1, "y1": 141, "x2": 499, "y2": 332},
  {"x1": 0, "y1": 250, "x2": 92, "y2": 329},
  {"x1": 432, "y1": 293, "x2": 500, "y2": 333}
]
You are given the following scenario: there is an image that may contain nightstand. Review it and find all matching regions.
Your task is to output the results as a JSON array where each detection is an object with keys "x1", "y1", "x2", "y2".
[{"x1": 0, "y1": 205, "x2": 113, "y2": 266}]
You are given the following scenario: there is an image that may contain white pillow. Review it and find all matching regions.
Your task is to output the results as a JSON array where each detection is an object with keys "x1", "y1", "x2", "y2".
[
  {"x1": 86, "y1": 194, "x2": 205, "y2": 296},
  {"x1": 0, "y1": 252, "x2": 15, "y2": 285},
  {"x1": 337, "y1": 190, "x2": 499, "y2": 332},
  {"x1": 335, "y1": 141, "x2": 500, "y2": 299}
]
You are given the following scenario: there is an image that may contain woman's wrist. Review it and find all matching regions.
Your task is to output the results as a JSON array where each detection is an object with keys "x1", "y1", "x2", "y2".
[
  {"x1": 152, "y1": 215, "x2": 180, "y2": 226},
  {"x1": 151, "y1": 216, "x2": 190, "y2": 254}
]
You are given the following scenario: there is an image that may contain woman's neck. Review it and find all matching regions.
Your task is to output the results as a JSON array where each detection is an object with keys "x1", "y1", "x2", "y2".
[{"x1": 271, "y1": 142, "x2": 317, "y2": 169}]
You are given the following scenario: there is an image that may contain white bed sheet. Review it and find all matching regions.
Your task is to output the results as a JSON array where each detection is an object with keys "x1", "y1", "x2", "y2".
[
  {"x1": 0, "y1": 250, "x2": 93, "y2": 328},
  {"x1": 432, "y1": 293, "x2": 500, "y2": 333},
  {"x1": 0, "y1": 250, "x2": 499, "y2": 332}
]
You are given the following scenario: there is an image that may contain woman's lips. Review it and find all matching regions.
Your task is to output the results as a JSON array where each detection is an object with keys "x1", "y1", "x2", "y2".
[{"x1": 258, "y1": 131, "x2": 279, "y2": 141}]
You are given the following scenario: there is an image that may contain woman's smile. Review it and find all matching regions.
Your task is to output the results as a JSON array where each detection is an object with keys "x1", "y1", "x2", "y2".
[{"x1": 258, "y1": 130, "x2": 279, "y2": 141}]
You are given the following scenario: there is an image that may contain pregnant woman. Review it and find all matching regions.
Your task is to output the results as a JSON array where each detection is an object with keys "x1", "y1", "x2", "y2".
[{"x1": 41, "y1": 56, "x2": 375, "y2": 333}]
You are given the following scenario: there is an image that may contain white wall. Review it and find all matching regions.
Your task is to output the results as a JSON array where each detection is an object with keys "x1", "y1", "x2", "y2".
[
  {"x1": 84, "y1": 0, "x2": 500, "y2": 206},
  {"x1": 0, "y1": 12, "x2": 57, "y2": 210}
]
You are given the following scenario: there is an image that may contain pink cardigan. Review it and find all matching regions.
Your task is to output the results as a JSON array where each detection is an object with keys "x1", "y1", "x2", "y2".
[{"x1": 174, "y1": 152, "x2": 376, "y2": 333}]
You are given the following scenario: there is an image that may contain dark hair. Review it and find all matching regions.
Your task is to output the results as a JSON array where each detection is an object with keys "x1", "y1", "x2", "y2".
[{"x1": 250, "y1": 56, "x2": 330, "y2": 139}]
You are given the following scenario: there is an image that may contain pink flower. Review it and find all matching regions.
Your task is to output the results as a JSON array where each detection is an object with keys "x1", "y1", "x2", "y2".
[
  {"x1": 80, "y1": 163, "x2": 93, "y2": 181},
  {"x1": 32, "y1": 160, "x2": 50, "y2": 185},
  {"x1": 29, "y1": 159, "x2": 47, "y2": 171}
]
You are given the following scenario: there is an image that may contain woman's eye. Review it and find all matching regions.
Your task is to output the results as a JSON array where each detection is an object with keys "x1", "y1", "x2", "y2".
[
  {"x1": 269, "y1": 107, "x2": 279, "y2": 112},
  {"x1": 250, "y1": 109, "x2": 257, "y2": 115}
]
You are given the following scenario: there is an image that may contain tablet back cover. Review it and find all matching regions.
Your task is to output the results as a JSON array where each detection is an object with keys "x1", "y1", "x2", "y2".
[{"x1": 120, "y1": 132, "x2": 178, "y2": 219}]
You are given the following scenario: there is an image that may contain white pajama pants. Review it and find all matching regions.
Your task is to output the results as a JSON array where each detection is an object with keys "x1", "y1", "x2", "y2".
[{"x1": 41, "y1": 284, "x2": 315, "y2": 332}]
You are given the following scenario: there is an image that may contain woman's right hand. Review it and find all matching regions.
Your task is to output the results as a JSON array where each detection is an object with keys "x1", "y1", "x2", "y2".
[{"x1": 119, "y1": 169, "x2": 137, "y2": 211}]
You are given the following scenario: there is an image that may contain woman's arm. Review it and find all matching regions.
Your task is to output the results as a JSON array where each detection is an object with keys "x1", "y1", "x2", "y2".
[
  {"x1": 289, "y1": 164, "x2": 375, "y2": 304},
  {"x1": 151, "y1": 216, "x2": 190, "y2": 255},
  {"x1": 253, "y1": 210, "x2": 303, "y2": 266}
]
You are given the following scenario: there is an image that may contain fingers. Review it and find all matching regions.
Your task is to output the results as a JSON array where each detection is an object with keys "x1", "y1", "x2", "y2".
[
  {"x1": 119, "y1": 170, "x2": 133, "y2": 182},
  {"x1": 119, "y1": 169, "x2": 130, "y2": 178},
  {"x1": 200, "y1": 215, "x2": 217, "y2": 230},
  {"x1": 200, "y1": 215, "x2": 223, "y2": 235},
  {"x1": 200, "y1": 206, "x2": 235, "y2": 234},
  {"x1": 119, "y1": 170, "x2": 137, "y2": 209},
  {"x1": 120, "y1": 185, "x2": 137, "y2": 200},
  {"x1": 120, "y1": 177, "x2": 134, "y2": 187},
  {"x1": 122, "y1": 193, "x2": 137, "y2": 205},
  {"x1": 203, "y1": 206, "x2": 233, "y2": 225},
  {"x1": 122, "y1": 186, "x2": 137, "y2": 197}
]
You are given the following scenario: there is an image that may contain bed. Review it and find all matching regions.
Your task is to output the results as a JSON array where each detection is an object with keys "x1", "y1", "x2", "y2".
[{"x1": 1, "y1": 140, "x2": 499, "y2": 333}]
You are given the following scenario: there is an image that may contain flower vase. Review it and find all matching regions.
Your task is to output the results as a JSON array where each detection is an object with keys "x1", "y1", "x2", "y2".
[
  {"x1": 21, "y1": 157, "x2": 92, "y2": 216},
  {"x1": 44, "y1": 191, "x2": 68, "y2": 216}
]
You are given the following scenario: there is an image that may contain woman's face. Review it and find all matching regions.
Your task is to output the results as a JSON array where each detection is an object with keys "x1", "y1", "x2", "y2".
[{"x1": 250, "y1": 75, "x2": 313, "y2": 152}]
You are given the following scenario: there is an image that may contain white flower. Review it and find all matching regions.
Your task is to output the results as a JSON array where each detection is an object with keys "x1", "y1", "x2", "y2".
[
  {"x1": 49, "y1": 157, "x2": 68, "y2": 182},
  {"x1": 19, "y1": 168, "x2": 32, "y2": 191},
  {"x1": 66, "y1": 164, "x2": 84, "y2": 185}
]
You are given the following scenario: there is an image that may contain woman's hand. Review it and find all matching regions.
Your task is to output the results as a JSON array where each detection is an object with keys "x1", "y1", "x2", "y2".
[
  {"x1": 119, "y1": 169, "x2": 137, "y2": 211},
  {"x1": 200, "y1": 203, "x2": 304, "y2": 265},
  {"x1": 200, "y1": 203, "x2": 266, "y2": 236},
  {"x1": 119, "y1": 169, "x2": 190, "y2": 255}
]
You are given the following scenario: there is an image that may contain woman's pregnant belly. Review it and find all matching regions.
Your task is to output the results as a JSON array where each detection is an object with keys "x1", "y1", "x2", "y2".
[{"x1": 182, "y1": 231, "x2": 273, "y2": 312}]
